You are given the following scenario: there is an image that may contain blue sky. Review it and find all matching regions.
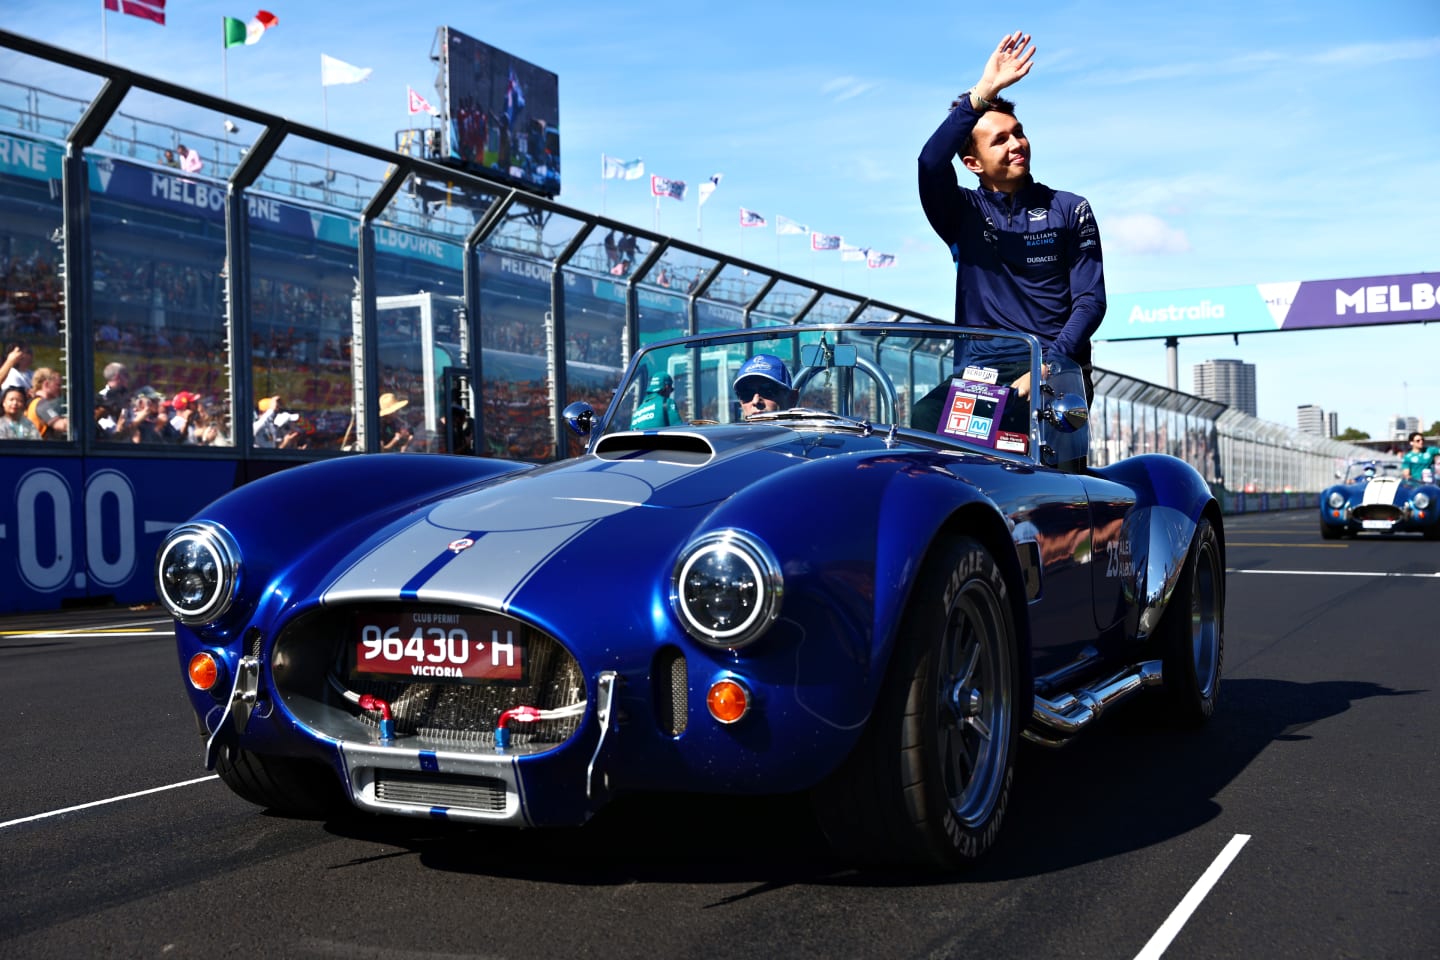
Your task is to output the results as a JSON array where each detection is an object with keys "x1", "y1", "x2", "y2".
[{"x1": 4, "y1": 1, "x2": 1439, "y2": 438}]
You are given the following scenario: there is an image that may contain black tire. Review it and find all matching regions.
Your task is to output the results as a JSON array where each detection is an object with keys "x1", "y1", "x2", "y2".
[
  {"x1": 813, "y1": 537, "x2": 1020, "y2": 869},
  {"x1": 215, "y1": 743, "x2": 347, "y2": 817},
  {"x1": 1319, "y1": 521, "x2": 1341, "y2": 540},
  {"x1": 1159, "y1": 517, "x2": 1224, "y2": 725}
]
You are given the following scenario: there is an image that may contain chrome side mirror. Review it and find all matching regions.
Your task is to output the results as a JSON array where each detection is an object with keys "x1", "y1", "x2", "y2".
[
  {"x1": 563, "y1": 401, "x2": 596, "y2": 437},
  {"x1": 1044, "y1": 393, "x2": 1089, "y2": 433}
]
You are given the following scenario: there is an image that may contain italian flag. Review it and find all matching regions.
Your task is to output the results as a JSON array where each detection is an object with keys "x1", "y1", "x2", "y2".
[{"x1": 223, "y1": 10, "x2": 278, "y2": 48}]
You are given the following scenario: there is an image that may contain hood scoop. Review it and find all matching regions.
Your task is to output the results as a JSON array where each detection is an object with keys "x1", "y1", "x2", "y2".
[{"x1": 595, "y1": 431, "x2": 715, "y2": 466}]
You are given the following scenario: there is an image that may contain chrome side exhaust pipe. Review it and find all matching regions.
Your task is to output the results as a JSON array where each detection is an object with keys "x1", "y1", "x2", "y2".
[{"x1": 1024, "y1": 660, "x2": 1164, "y2": 748}]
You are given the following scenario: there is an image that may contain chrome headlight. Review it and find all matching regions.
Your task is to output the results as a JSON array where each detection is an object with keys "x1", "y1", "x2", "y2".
[
  {"x1": 1327, "y1": 491, "x2": 1346, "y2": 509},
  {"x1": 155, "y1": 523, "x2": 240, "y2": 624},
  {"x1": 673, "y1": 530, "x2": 782, "y2": 648},
  {"x1": 1414, "y1": 491, "x2": 1431, "y2": 510}
]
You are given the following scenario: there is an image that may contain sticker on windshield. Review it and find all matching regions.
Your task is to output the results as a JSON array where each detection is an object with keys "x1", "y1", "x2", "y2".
[
  {"x1": 961, "y1": 365, "x2": 999, "y2": 384},
  {"x1": 939, "y1": 378, "x2": 1010, "y2": 449}
]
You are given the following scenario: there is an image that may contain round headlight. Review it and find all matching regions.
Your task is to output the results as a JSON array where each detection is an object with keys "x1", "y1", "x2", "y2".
[
  {"x1": 155, "y1": 523, "x2": 240, "y2": 624},
  {"x1": 1414, "y1": 491, "x2": 1431, "y2": 510},
  {"x1": 1327, "y1": 491, "x2": 1346, "y2": 509},
  {"x1": 673, "y1": 530, "x2": 782, "y2": 648}
]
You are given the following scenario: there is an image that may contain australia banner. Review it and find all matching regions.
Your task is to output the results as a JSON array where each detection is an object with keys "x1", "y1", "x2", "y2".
[{"x1": 1095, "y1": 272, "x2": 1440, "y2": 341}]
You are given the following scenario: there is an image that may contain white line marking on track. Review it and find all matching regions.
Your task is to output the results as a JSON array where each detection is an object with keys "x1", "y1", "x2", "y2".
[
  {"x1": 1133, "y1": 833, "x2": 1250, "y2": 960},
  {"x1": 0, "y1": 631, "x2": 172, "y2": 639},
  {"x1": 0, "y1": 618, "x2": 175, "y2": 639},
  {"x1": 0, "y1": 775, "x2": 219, "y2": 830},
  {"x1": 1228, "y1": 568, "x2": 1440, "y2": 578}
]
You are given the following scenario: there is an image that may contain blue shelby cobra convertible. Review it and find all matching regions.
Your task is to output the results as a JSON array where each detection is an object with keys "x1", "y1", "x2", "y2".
[
  {"x1": 1319, "y1": 460, "x2": 1440, "y2": 539},
  {"x1": 158, "y1": 323, "x2": 1224, "y2": 869}
]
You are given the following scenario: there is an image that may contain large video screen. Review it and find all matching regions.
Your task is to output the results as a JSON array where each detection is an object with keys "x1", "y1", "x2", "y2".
[{"x1": 440, "y1": 26, "x2": 560, "y2": 197}]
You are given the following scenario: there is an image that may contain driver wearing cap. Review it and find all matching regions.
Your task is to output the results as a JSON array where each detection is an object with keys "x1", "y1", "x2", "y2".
[{"x1": 733, "y1": 354, "x2": 797, "y2": 419}]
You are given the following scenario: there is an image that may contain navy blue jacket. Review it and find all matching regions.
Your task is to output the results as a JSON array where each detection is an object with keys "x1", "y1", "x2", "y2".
[{"x1": 918, "y1": 98, "x2": 1105, "y2": 368}]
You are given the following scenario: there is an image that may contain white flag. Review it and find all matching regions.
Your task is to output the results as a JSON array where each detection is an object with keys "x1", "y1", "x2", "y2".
[
  {"x1": 840, "y1": 242, "x2": 866, "y2": 262},
  {"x1": 601, "y1": 154, "x2": 645, "y2": 180},
  {"x1": 321, "y1": 54, "x2": 373, "y2": 87},
  {"x1": 697, "y1": 173, "x2": 723, "y2": 206},
  {"x1": 776, "y1": 215, "x2": 808, "y2": 236}
]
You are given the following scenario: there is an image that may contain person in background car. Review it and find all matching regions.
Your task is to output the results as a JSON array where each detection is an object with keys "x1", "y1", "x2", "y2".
[{"x1": 1400, "y1": 432, "x2": 1439, "y2": 481}]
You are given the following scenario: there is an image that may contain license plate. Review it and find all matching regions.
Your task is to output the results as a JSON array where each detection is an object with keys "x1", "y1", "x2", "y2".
[
  {"x1": 352, "y1": 611, "x2": 526, "y2": 683},
  {"x1": 1361, "y1": 519, "x2": 1394, "y2": 529}
]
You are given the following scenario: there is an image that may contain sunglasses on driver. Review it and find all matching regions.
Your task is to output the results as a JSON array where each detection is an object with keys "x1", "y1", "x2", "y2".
[{"x1": 735, "y1": 378, "x2": 788, "y2": 403}]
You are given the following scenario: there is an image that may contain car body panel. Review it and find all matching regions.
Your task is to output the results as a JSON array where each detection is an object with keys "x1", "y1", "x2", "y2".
[{"x1": 165, "y1": 323, "x2": 1221, "y2": 831}]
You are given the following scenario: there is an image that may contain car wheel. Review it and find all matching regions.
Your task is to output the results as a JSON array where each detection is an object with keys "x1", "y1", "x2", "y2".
[
  {"x1": 1159, "y1": 517, "x2": 1224, "y2": 725},
  {"x1": 215, "y1": 743, "x2": 346, "y2": 817},
  {"x1": 1319, "y1": 521, "x2": 1341, "y2": 540},
  {"x1": 813, "y1": 537, "x2": 1019, "y2": 869}
]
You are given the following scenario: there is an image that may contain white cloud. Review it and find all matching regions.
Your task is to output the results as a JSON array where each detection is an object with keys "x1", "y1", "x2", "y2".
[
  {"x1": 820, "y1": 76, "x2": 877, "y2": 102},
  {"x1": 1309, "y1": 37, "x2": 1440, "y2": 65},
  {"x1": 1105, "y1": 214, "x2": 1192, "y2": 255}
]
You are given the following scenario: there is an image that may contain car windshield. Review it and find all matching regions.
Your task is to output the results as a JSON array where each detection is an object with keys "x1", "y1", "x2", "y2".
[
  {"x1": 598, "y1": 323, "x2": 1086, "y2": 463},
  {"x1": 1345, "y1": 461, "x2": 1405, "y2": 483}
]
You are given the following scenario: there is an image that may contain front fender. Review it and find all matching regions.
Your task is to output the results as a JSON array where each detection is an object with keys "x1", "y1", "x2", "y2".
[{"x1": 1093, "y1": 454, "x2": 1222, "y2": 638}]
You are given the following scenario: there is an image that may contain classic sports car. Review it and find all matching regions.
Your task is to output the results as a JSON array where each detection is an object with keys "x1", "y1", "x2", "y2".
[
  {"x1": 1319, "y1": 460, "x2": 1440, "y2": 539},
  {"x1": 157, "y1": 322, "x2": 1224, "y2": 869}
]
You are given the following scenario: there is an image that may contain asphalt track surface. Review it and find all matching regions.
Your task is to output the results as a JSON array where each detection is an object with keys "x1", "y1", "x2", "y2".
[{"x1": 2, "y1": 510, "x2": 1436, "y2": 959}]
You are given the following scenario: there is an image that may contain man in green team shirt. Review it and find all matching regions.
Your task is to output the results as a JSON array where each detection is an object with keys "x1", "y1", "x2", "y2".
[
  {"x1": 1400, "y1": 431, "x2": 1439, "y2": 481},
  {"x1": 631, "y1": 373, "x2": 683, "y2": 429}
]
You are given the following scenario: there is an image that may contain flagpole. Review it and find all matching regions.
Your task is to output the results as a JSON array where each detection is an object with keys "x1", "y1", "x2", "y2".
[
  {"x1": 322, "y1": 81, "x2": 331, "y2": 173},
  {"x1": 223, "y1": 38, "x2": 231, "y2": 167},
  {"x1": 653, "y1": 196, "x2": 659, "y2": 233},
  {"x1": 101, "y1": 5, "x2": 108, "y2": 60}
]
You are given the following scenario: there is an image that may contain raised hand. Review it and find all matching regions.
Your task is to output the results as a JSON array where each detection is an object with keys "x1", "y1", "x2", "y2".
[{"x1": 978, "y1": 31, "x2": 1036, "y2": 100}]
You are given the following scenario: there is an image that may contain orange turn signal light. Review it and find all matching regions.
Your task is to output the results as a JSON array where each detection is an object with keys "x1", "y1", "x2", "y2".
[
  {"x1": 707, "y1": 678, "x2": 751, "y2": 724},
  {"x1": 188, "y1": 652, "x2": 220, "y2": 691}
]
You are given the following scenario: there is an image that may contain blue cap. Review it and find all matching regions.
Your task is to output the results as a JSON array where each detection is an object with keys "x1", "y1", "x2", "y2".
[
  {"x1": 647, "y1": 373, "x2": 673, "y2": 394},
  {"x1": 733, "y1": 354, "x2": 792, "y2": 393}
]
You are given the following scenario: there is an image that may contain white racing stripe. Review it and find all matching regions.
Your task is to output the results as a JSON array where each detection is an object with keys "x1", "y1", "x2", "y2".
[
  {"x1": 0, "y1": 775, "x2": 219, "y2": 830},
  {"x1": 1134, "y1": 833, "x2": 1250, "y2": 960},
  {"x1": 1229, "y1": 568, "x2": 1440, "y2": 578}
]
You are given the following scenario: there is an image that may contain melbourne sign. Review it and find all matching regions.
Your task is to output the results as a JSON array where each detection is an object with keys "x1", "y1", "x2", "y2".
[{"x1": 1096, "y1": 273, "x2": 1440, "y2": 341}]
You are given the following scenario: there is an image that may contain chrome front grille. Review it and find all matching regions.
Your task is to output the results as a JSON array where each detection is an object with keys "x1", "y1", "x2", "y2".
[
  {"x1": 373, "y1": 768, "x2": 508, "y2": 812},
  {"x1": 271, "y1": 603, "x2": 586, "y2": 753},
  {"x1": 1353, "y1": 503, "x2": 1403, "y2": 522}
]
